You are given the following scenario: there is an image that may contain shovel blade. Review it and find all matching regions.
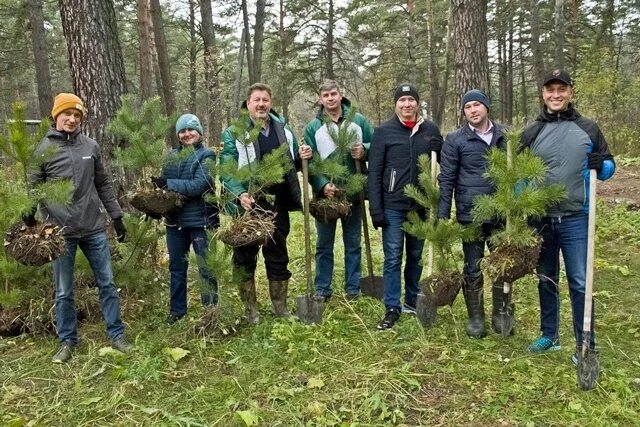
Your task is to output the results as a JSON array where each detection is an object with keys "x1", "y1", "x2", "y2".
[
  {"x1": 360, "y1": 276, "x2": 384, "y2": 301},
  {"x1": 416, "y1": 292, "x2": 437, "y2": 328},
  {"x1": 296, "y1": 294, "x2": 324, "y2": 325},
  {"x1": 500, "y1": 291, "x2": 515, "y2": 338}
]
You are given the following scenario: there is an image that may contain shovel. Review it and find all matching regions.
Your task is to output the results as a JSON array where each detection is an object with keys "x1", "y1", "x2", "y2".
[
  {"x1": 577, "y1": 168, "x2": 599, "y2": 390},
  {"x1": 296, "y1": 147, "x2": 324, "y2": 324},
  {"x1": 416, "y1": 151, "x2": 439, "y2": 328},
  {"x1": 355, "y1": 160, "x2": 384, "y2": 300},
  {"x1": 499, "y1": 281, "x2": 515, "y2": 338}
]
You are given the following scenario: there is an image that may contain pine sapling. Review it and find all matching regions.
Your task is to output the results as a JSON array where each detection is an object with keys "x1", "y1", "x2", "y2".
[
  {"x1": 1, "y1": 102, "x2": 72, "y2": 267},
  {"x1": 472, "y1": 128, "x2": 566, "y2": 283},
  {"x1": 108, "y1": 95, "x2": 183, "y2": 216},
  {"x1": 217, "y1": 110, "x2": 292, "y2": 247},
  {"x1": 308, "y1": 106, "x2": 367, "y2": 222},
  {"x1": 403, "y1": 154, "x2": 475, "y2": 307}
]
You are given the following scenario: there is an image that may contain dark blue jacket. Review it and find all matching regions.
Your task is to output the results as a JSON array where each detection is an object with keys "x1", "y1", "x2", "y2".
[
  {"x1": 161, "y1": 142, "x2": 219, "y2": 228},
  {"x1": 438, "y1": 122, "x2": 506, "y2": 223},
  {"x1": 368, "y1": 114, "x2": 443, "y2": 218}
]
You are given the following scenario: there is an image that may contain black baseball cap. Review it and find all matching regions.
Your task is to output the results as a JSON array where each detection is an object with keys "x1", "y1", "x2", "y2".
[{"x1": 542, "y1": 69, "x2": 573, "y2": 87}]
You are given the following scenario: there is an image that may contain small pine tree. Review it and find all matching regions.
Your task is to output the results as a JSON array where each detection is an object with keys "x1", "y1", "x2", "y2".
[
  {"x1": 472, "y1": 128, "x2": 566, "y2": 282},
  {"x1": 108, "y1": 95, "x2": 173, "y2": 187},
  {"x1": 0, "y1": 102, "x2": 72, "y2": 323},
  {"x1": 403, "y1": 154, "x2": 474, "y2": 305}
]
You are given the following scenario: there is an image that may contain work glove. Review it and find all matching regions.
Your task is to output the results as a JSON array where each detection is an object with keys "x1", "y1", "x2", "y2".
[
  {"x1": 587, "y1": 153, "x2": 604, "y2": 171},
  {"x1": 151, "y1": 176, "x2": 168, "y2": 189},
  {"x1": 22, "y1": 206, "x2": 37, "y2": 227},
  {"x1": 371, "y1": 213, "x2": 388, "y2": 230},
  {"x1": 113, "y1": 218, "x2": 127, "y2": 243},
  {"x1": 429, "y1": 137, "x2": 443, "y2": 154}
]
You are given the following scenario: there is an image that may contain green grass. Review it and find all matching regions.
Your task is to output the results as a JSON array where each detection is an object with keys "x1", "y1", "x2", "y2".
[{"x1": 2, "y1": 202, "x2": 640, "y2": 426}]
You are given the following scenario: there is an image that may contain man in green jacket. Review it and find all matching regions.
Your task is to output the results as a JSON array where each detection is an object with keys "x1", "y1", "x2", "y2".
[
  {"x1": 220, "y1": 83, "x2": 312, "y2": 324},
  {"x1": 304, "y1": 80, "x2": 374, "y2": 300}
]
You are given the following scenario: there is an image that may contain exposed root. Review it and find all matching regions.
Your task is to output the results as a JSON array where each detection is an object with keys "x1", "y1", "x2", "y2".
[
  {"x1": 217, "y1": 207, "x2": 276, "y2": 247},
  {"x1": 4, "y1": 221, "x2": 66, "y2": 266},
  {"x1": 309, "y1": 197, "x2": 352, "y2": 223},
  {"x1": 482, "y1": 238, "x2": 542, "y2": 283},
  {"x1": 191, "y1": 305, "x2": 241, "y2": 338},
  {"x1": 128, "y1": 188, "x2": 185, "y2": 216},
  {"x1": 420, "y1": 271, "x2": 464, "y2": 307}
]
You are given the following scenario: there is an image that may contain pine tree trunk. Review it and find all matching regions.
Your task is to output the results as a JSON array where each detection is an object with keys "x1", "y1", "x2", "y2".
[
  {"x1": 241, "y1": 0, "x2": 254, "y2": 84},
  {"x1": 137, "y1": 0, "x2": 154, "y2": 101},
  {"x1": 58, "y1": 0, "x2": 127, "y2": 180},
  {"x1": 277, "y1": 0, "x2": 291, "y2": 119},
  {"x1": 452, "y1": 0, "x2": 489, "y2": 126},
  {"x1": 253, "y1": 0, "x2": 266, "y2": 83},
  {"x1": 28, "y1": 0, "x2": 53, "y2": 119},
  {"x1": 554, "y1": 0, "x2": 565, "y2": 68},
  {"x1": 149, "y1": 0, "x2": 175, "y2": 117},
  {"x1": 406, "y1": 0, "x2": 418, "y2": 85},
  {"x1": 529, "y1": 0, "x2": 545, "y2": 94},
  {"x1": 200, "y1": 0, "x2": 222, "y2": 144},
  {"x1": 189, "y1": 0, "x2": 197, "y2": 113},
  {"x1": 325, "y1": 0, "x2": 335, "y2": 79},
  {"x1": 232, "y1": 28, "x2": 246, "y2": 120}
]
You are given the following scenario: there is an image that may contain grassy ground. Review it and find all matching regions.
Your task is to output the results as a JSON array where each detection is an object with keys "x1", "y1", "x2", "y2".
[{"x1": 1, "y1": 201, "x2": 639, "y2": 426}]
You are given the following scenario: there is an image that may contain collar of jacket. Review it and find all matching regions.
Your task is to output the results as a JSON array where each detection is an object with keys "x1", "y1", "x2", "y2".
[
  {"x1": 537, "y1": 103, "x2": 581, "y2": 122},
  {"x1": 177, "y1": 141, "x2": 204, "y2": 151},
  {"x1": 46, "y1": 125, "x2": 81, "y2": 141},
  {"x1": 315, "y1": 97, "x2": 351, "y2": 120},
  {"x1": 392, "y1": 113, "x2": 425, "y2": 136}
]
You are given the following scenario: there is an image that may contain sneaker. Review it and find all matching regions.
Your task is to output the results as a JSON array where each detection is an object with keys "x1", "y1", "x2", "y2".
[
  {"x1": 166, "y1": 312, "x2": 185, "y2": 325},
  {"x1": 527, "y1": 336, "x2": 561, "y2": 353},
  {"x1": 52, "y1": 341, "x2": 74, "y2": 363},
  {"x1": 111, "y1": 336, "x2": 134, "y2": 354},
  {"x1": 401, "y1": 303, "x2": 417, "y2": 316},
  {"x1": 377, "y1": 309, "x2": 400, "y2": 330}
]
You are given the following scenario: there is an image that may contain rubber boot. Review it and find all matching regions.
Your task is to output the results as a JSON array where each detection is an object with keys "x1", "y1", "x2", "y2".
[
  {"x1": 269, "y1": 280, "x2": 290, "y2": 317},
  {"x1": 463, "y1": 276, "x2": 486, "y2": 338},
  {"x1": 239, "y1": 278, "x2": 260, "y2": 325},
  {"x1": 492, "y1": 284, "x2": 515, "y2": 335}
]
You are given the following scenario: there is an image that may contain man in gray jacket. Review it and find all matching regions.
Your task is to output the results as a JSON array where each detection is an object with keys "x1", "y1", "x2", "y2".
[{"x1": 27, "y1": 93, "x2": 134, "y2": 363}]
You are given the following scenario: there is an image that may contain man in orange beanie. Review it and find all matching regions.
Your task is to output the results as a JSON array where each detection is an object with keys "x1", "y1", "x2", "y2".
[{"x1": 28, "y1": 92, "x2": 134, "y2": 363}]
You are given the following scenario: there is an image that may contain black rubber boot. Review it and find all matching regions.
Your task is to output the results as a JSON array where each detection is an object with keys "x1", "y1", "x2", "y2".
[
  {"x1": 269, "y1": 280, "x2": 290, "y2": 317},
  {"x1": 463, "y1": 276, "x2": 486, "y2": 338},
  {"x1": 492, "y1": 284, "x2": 515, "y2": 335},
  {"x1": 239, "y1": 278, "x2": 260, "y2": 325}
]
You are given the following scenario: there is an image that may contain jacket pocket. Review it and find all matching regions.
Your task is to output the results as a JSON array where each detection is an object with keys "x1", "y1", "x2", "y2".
[{"x1": 388, "y1": 168, "x2": 397, "y2": 192}]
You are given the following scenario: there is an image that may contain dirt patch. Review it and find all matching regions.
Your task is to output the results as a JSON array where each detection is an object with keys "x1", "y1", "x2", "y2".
[{"x1": 599, "y1": 163, "x2": 640, "y2": 209}]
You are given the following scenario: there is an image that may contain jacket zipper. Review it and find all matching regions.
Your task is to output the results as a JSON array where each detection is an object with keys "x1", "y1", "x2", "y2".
[{"x1": 388, "y1": 168, "x2": 397, "y2": 192}]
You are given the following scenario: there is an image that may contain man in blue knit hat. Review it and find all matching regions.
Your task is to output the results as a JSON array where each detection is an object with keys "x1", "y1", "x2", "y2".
[{"x1": 438, "y1": 89, "x2": 508, "y2": 338}]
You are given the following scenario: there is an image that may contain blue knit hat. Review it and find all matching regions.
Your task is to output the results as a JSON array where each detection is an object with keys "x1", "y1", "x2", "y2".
[
  {"x1": 175, "y1": 113, "x2": 203, "y2": 136},
  {"x1": 461, "y1": 89, "x2": 490, "y2": 110}
]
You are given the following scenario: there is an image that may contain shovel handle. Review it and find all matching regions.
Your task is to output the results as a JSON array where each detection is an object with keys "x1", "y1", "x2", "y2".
[
  {"x1": 583, "y1": 169, "x2": 597, "y2": 345},
  {"x1": 301, "y1": 148, "x2": 313, "y2": 295},
  {"x1": 427, "y1": 151, "x2": 438, "y2": 276},
  {"x1": 355, "y1": 160, "x2": 376, "y2": 279}
]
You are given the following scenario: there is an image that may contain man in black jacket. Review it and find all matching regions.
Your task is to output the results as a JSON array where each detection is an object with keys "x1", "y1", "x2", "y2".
[
  {"x1": 438, "y1": 89, "x2": 506, "y2": 338},
  {"x1": 368, "y1": 83, "x2": 443, "y2": 330}
]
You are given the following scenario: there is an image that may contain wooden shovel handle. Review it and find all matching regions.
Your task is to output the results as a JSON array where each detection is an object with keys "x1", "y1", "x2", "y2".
[
  {"x1": 583, "y1": 169, "x2": 597, "y2": 339},
  {"x1": 427, "y1": 151, "x2": 438, "y2": 276},
  {"x1": 301, "y1": 149, "x2": 313, "y2": 295},
  {"x1": 356, "y1": 160, "x2": 375, "y2": 279}
]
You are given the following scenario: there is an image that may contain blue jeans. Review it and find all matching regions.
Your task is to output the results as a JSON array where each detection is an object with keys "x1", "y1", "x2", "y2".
[
  {"x1": 382, "y1": 209, "x2": 425, "y2": 311},
  {"x1": 52, "y1": 231, "x2": 124, "y2": 344},
  {"x1": 532, "y1": 213, "x2": 594, "y2": 348},
  {"x1": 462, "y1": 222, "x2": 500, "y2": 282},
  {"x1": 314, "y1": 202, "x2": 362, "y2": 297},
  {"x1": 166, "y1": 226, "x2": 218, "y2": 316}
]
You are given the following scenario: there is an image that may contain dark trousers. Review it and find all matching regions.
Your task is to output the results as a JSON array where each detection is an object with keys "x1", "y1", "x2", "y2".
[
  {"x1": 233, "y1": 209, "x2": 292, "y2": 281},
  {"x1": 462, "y1": 222, "x2": 501, "y2": 282}
]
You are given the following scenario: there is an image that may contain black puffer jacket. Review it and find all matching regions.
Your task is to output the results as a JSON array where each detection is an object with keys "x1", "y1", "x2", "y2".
[
  {"x1": 438, "y1": 122, "x2": 505, "y2": 223},
  {"x1": 368, "y1": 114, "x2": 443, "y2": 218}
]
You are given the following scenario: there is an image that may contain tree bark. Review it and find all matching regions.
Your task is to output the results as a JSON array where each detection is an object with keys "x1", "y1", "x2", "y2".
[
  {"x1": 406, "y1": 0, "x2": 417, "y2": 85},
  {"x1": 189, "y1": 0, "x2": 197, "y2": 113},
  {"x1": 325, "y1": 0, "x2": 335, "y2": 79},
  {"x1": 200, "y1": 0, "x2": 222, "y2": 143},
  {"x1": 253, "y1": 0, "x2": 266, "y2": 83},
  {"x1": 58, "y1": 0, "x2": 127, "y2": 179},
  {"x1": 554, "y1": 0, "x2": 565, "y2": 68},
  {"x1": 27, "y1": 0, "x2": 53, "y2": 118},
  {"x1": 241, "y1": 0, "x2": 254, "y2": 84},
  {"x1": 232, "y1": 27, "x2": 246, "y2": 119},
  {"x1": 529, "y1": 0, "x2": 545, "y2": 90},
  {"x1": 149, "y1": 0, "x2": 175, "y2": 117},
  {"x1": 452, "y1": 0, "x2": 489, "y2": 126},
  {"x1": 137, "y1": 0, "x2": 154, "y2": 101}
]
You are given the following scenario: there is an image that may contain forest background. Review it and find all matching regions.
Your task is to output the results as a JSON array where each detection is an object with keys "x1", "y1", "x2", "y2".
[{"x1": 1, "y1": 0, "x2": 640, "y2": 426}]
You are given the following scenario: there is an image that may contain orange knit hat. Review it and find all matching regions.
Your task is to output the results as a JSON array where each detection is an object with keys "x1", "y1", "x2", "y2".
[{"x1": 51, "y1": 93, "x2": 85, "y2": 120}]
